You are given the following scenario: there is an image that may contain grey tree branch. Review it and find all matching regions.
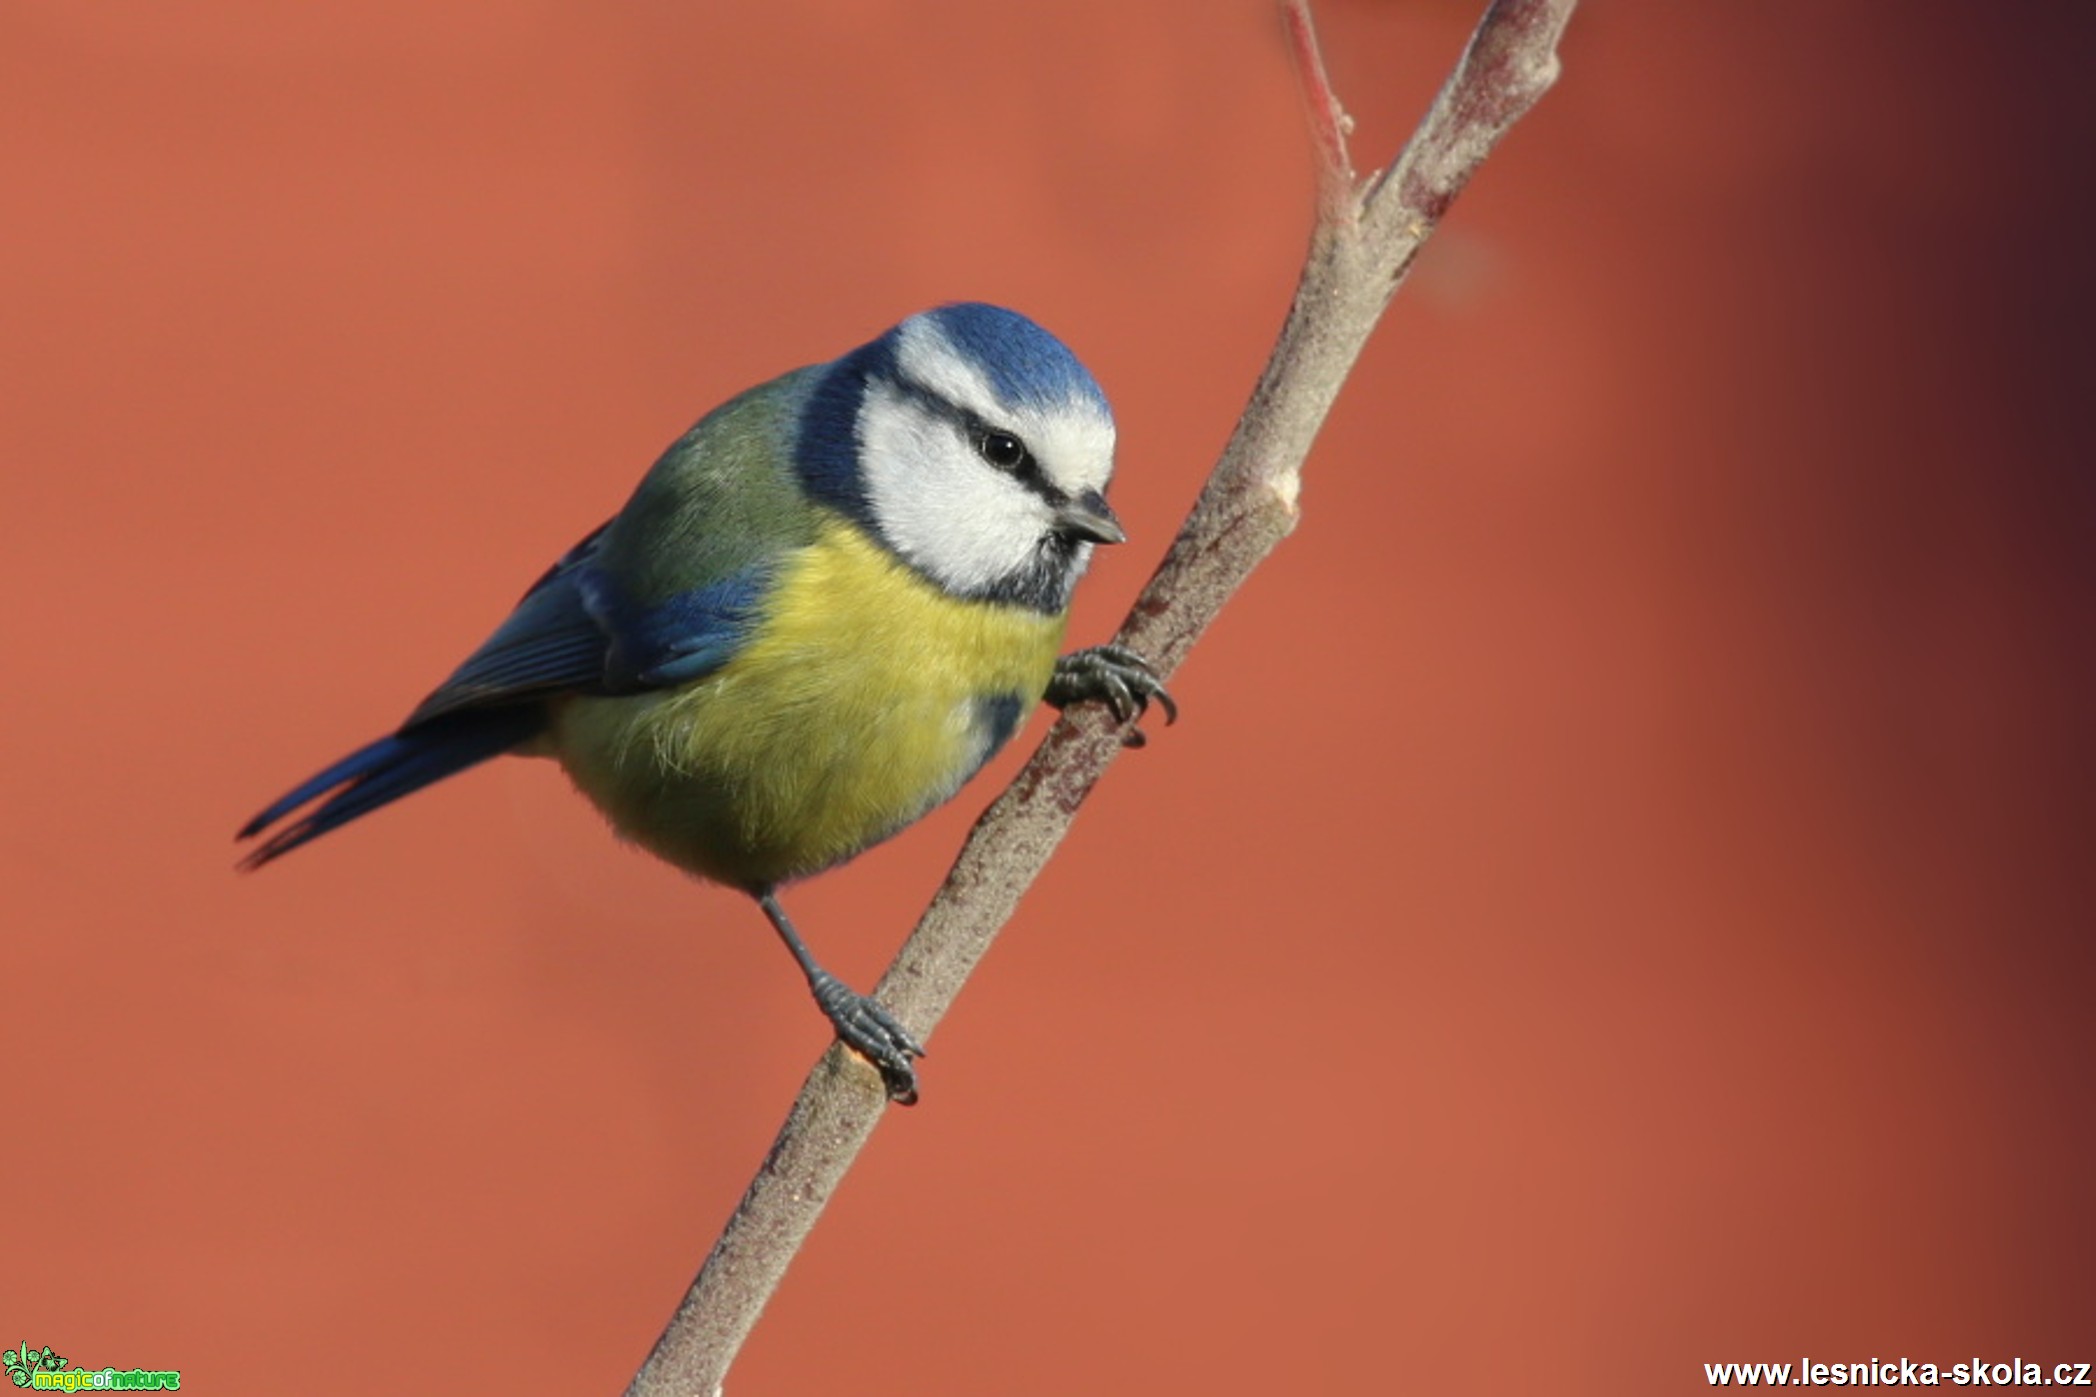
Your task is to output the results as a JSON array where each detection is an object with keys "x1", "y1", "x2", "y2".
[{"x1": 625, "y1": 2, "x2": 1576, "y2": 1391}]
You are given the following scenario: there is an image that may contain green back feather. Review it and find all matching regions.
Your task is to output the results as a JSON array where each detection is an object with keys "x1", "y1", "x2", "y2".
[{"x1": 599, "y1": 369, "x2": 822, "y2": 603}]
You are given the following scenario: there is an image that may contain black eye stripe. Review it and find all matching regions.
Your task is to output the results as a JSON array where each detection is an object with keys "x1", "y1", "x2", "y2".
[
  {"x1": 886, "y1": 371, "x2": 1063, "y2": 503},
  {"x1": 971, "y1": 423, "x2": 1054, "y2": 497}
]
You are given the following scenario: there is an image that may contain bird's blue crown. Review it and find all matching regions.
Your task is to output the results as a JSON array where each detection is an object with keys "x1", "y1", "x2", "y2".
[
  {"x1": 916, "y1": 302, "x2": 1109, "y2": 416},
  {"x1": 795, "y1": 303, "x2": 1108, "y2": 520}
]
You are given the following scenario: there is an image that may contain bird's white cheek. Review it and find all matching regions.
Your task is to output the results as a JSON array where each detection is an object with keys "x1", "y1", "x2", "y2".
[
  {"x1": 884, "y1": 472, "x2": 1049, "y2": 596},
  {"x1": 859, "y1": 392, "x2": 1050, "y2": 596}
]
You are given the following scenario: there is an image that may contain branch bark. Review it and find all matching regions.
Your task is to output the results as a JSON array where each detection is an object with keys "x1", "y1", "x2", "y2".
[{"x1": 626, "y1": 2, "x2": 1576, "y2": 1391}]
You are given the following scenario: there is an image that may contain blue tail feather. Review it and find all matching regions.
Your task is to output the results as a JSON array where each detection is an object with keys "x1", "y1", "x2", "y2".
[{"x1": 237, "y1": 708, "x2": 544, "y2": 869}]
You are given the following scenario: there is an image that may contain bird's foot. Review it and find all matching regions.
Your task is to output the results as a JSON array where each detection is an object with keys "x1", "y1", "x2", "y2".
[
  {"x1": 809, "y1": 970, "x2": 925, "y2": 1105},
  {"x1": 1046, "y1": 644, "x2": 1178, "y2": 747}
]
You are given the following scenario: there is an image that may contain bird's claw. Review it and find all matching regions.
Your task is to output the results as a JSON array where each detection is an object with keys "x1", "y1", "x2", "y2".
[
  {"x1": 810, "y1": 971, "x2": 924, "y2": 1105},
  {"x1": 1047, "y1": 644, "x2": 1178, "y2": 747}
]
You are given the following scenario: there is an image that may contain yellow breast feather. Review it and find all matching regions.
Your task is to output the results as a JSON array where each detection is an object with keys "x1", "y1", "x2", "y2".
[{"x1": 554, "y1": 513, "x2": 1066, "y2": 889}]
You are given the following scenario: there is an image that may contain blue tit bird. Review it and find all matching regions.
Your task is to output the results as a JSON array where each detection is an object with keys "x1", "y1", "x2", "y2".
[{"x1": 239, "y1": 303, "x2": 1173, "y2": 1103}]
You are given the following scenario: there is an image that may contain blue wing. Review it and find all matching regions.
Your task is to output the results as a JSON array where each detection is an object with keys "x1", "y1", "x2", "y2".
[
  {"x1": 406, "y1": 528, "x2": 772, "y2": 722},
  {"x1": 239, "y1": 523, "x2": 770, "y2": 867},
  {"x1": 402, "y1": 525, "x2": 617, "y2": 725}
]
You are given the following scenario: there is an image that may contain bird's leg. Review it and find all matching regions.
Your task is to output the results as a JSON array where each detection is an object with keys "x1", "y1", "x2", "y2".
[
  {"x1": 755, "y1": 889, "x2": 924, "y2": 1105},
  {"x1": 1045, "y1": 644, "x2": 1179, "y2": 747}
]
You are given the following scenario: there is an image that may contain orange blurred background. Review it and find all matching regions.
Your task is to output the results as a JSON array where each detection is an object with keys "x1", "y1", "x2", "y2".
[{"x1": 4, "y1": 1, "x2": 2090, "y2": 1392}]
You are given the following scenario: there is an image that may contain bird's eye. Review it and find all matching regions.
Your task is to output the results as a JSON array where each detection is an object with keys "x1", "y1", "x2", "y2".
[{"x1": 977, "y1": 430, "x2": 1028, "y2": 471}]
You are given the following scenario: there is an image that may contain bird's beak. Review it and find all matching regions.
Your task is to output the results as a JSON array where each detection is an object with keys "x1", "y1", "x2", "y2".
[{"x1": 1055, "y1": 490, "x2": 1126, "y2": 545}]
